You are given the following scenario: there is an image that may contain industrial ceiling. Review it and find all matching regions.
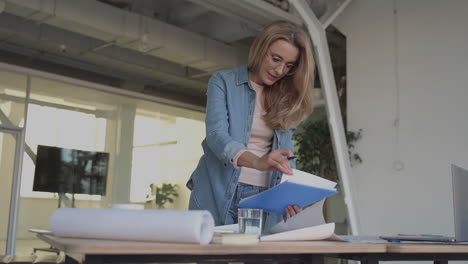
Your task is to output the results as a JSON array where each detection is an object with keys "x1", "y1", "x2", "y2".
[{"x1": 0, "y1": 0, "x2": 344, "y2": 108}]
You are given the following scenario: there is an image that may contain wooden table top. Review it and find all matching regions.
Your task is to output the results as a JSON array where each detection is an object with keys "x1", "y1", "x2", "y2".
[
  {"x1": 386, "y1": 243, "x2": 468, "y2": 253},
  {"x1": 39, "y1": 234, "x2": 468, "y2": 256},
  {"x1": 38, "y1": 234, "x2": 387, "y2": 255}
]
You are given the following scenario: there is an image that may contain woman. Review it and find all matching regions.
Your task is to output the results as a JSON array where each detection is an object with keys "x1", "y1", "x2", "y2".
[{"x1": 186, "y1": 20, "x2": 315, "y2": 230}]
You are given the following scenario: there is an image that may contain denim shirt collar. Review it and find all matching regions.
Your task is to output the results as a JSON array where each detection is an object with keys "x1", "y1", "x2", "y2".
[
  {"x1": 236, "y1": 65, "x2": 250, "y2": 86},
  {"x1": 237, "y1": 65, "x2": 282, "y2": 137}
]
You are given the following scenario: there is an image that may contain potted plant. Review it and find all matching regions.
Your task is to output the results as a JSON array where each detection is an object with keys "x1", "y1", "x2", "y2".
[
  {"x1": 293, "y1": 117, "x2": 362, "y2": 182},
  {"x1": 146, "y1": 182, "x2": 179, "y2": 209},
  {"x1": 293, "y1": 116, "x2": 362, "y2": 234}
]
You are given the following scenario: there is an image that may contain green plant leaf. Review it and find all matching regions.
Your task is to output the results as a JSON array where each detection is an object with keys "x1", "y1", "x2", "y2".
[
  {"x1": 293, "y1": 118, "x2": 363, "y2": 181},
  {"x1": 149, "y1": 182, "x2": 179, "y2": 209}
]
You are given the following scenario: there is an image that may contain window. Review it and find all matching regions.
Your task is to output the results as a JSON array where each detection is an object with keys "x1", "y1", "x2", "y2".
[
  {"x1": 130, "y1": 108, "x2": 205, "y2": 207},
  {"x1": 18, "y1": 76, "x2": 205, "y2": 208},
  {"x1": 1, "y1": 65, "x2": 206, "y2": 255}
]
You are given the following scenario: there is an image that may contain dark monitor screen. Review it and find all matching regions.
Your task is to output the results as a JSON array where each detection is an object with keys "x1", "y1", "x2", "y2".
[{"x1": 33, "y1": 145, "x2": 109, "y2": 195}]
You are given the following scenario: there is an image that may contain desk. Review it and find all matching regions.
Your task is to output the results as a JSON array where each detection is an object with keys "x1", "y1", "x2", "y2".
[
  {"x1": 334, "y1": 243, "x2": 468, "y2": 264},
  {"x1": 37, "y1": 234, "x2": 385, "y2": 264},
  {"x1": 37, "y1": 234, "x2": 468, "y2": 264}
]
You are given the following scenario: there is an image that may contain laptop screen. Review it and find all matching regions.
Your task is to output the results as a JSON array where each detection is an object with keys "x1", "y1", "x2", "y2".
[{"x1": 452, "y1": 164, "x2": 468, "y2": 241}]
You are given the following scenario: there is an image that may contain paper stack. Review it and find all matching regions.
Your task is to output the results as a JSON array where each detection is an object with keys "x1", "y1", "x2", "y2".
[{"x1": 211, "y1": 233, "x2": 259, "y2": 245}]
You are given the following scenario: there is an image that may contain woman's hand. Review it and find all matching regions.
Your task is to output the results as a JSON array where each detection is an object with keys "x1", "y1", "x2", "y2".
[
  {"x1": 283, "y1": 205, "x2": 302, "y2": 222},
  {"x1": 254, "y1": 149, "x2": 294, "y2": 175},
  {"x1": 237, "y1": 149, "x2": 294, "y2": 175}
]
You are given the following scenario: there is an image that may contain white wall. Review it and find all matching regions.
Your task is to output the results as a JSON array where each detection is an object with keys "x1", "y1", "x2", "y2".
[{"x1": 335, "y1": 0, "x2": 468, "y2": 236}]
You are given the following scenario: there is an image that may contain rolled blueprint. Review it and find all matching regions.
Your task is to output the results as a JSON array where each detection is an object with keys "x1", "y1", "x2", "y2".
[{"x1": 50, "y1": 208, "x2": 215, "y2": 245}]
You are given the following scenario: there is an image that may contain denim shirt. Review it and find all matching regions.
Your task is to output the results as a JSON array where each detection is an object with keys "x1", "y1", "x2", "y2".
[{"x1": 186, "y1": 65, "x2": 296, "y2": 231}]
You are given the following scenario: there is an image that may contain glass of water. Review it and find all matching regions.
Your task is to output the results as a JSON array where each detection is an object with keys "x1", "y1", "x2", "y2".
[{"x1": 238, "y1": 208, "x2": 263, "y2": 235}]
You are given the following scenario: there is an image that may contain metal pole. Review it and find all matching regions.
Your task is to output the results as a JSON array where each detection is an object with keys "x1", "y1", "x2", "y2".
[
  {"x1": 0, "y1": 125, "x2": 20, "y2": 134},
  {"x1": 290, "y1": 0, "x2": 360, "y2": 235},
  {"x1": 321, "y1": 0, "x2": 353, "y2": 28},
  {"x1": 321, "y1": 0, "x2": 352, "y2": 28},
  {"x1": 5, "y1": 75, "x2": 31, "y2": 255},
  {"x1": 6, "y1": 130, "x2": 22, "y2": 255}
]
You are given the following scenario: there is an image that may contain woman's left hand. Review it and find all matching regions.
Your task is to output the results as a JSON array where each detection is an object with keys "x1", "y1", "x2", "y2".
[{"x1": 283, "y1": 205, "x2": 302, "y2": 222}]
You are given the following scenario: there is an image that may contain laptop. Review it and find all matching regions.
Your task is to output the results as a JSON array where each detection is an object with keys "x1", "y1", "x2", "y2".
[{"x1": 381, "y1": 164, "x2": 468, "y2": 243}]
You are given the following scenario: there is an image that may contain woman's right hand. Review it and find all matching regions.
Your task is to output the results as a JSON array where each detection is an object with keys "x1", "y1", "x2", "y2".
[
  {"x1": 283, "y1": 205, "x2": 303, "y2": 222},
  {"x1": 254, "y1": 149, "x2": 294, "y2": 175}
]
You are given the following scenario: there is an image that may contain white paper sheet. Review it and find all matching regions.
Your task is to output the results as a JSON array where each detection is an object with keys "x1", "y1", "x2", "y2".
[
  {"x1": 281, "y1": 169, "x2": 337, "y2": 190},
  {"x1": 267, "y1": 199, "x2": 326, "y2": 234},
  {"x1": 261, "y1": 223, "x2": 337, "y2": 241},
  {"x1": 50, "y1": 208, "x2": 215, "y2": 245},
  {"x1": 214, "y1": 224, "x2": 238, "y2": 233}
]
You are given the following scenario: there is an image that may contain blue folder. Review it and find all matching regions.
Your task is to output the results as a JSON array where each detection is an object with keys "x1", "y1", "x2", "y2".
[{"x1": 238, "y1": 181, "x2": 337, "y2": 215}]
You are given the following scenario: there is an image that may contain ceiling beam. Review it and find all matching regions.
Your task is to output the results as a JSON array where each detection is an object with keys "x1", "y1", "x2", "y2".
[
  {"x1": 0, "y1": 12, "x2": 208, "y2": 92},
  {"x1": 3, "y1": 0, "x2": 248, "y2": 71},
  {"x1": 188, "y1": 0, "x2": 301, "y2": 29}
]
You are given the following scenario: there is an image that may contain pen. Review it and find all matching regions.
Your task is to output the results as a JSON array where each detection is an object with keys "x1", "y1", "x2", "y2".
[{"x1": 287, "y1": 156, "x2": 297, "y2": 160}]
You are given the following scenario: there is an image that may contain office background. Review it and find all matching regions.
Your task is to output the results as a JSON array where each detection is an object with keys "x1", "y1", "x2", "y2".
[{"x1": 1, "y1": 0, "x2": 468, "y2": 259}]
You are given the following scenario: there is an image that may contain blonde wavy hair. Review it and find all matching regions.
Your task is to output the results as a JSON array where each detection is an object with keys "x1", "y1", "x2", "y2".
[{"x1": 248, "y1": 20, "x2": 315, "y2": 131}]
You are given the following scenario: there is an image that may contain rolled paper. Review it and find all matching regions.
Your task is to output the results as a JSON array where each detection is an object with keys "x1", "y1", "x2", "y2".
[{"x1": 50, "y1": 208, "x2": 214, "y2": 245}]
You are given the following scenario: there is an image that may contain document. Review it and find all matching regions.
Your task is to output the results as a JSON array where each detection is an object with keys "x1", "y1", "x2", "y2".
[
  {"x1": 214, "y1": 224, "x2": 238, "y2": 233},
  {"x1": 239, "y1": 169, "x2": 337, "y2": 215},
  {"x1": 28, "y1": 229, "x2": 53, "y2": 235},
  {"x1": 267, "y1": 199, "x2": 327, "y2": 234},
  {"x1": 261, "y1": 223, "x2": 346, "y2": 241},
  {"x1": 262, "y1": 199, "x2": 346, "y2": 242}
]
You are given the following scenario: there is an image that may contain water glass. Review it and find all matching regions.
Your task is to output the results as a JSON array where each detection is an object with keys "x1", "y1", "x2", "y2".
[{"x1": 238, "y1": 208, "x2": 263, "y2": 235}]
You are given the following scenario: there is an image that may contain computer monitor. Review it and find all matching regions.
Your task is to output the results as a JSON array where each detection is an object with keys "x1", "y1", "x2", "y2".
[{"x1": 33, "y1": 145, "x2": 109, "y2": 195}]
